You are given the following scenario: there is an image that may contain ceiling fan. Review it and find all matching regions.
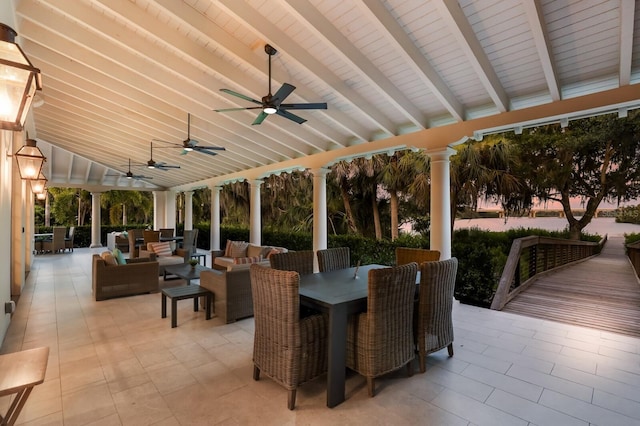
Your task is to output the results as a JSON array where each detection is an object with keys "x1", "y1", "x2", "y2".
[
  {"x1": 214, "y1": 44, "x2": 327, "y2": 125},
  {"x1": 145, "y1": 142, "x2": 180, "y2": 170},
  {"x1": 153, "y1": 113, "x2": 226, "y2": 156},
  {"x1": 107, "y1": 159, "x2": 154, "y2": 180}
]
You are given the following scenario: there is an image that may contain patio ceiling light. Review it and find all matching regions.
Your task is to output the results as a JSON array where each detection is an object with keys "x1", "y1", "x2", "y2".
[
  {"x1": 30, "y1": 171, "x2": 47, "y2": 194},
  {"x1": 14, "y1": 138, "x2": 46, "y2": 180},
  {"x1": 35, "y1": 190, "x2": 46, "y2": 200},
  {"x1": 0, "y1": 23, "x2": 42, "y2": 131}
]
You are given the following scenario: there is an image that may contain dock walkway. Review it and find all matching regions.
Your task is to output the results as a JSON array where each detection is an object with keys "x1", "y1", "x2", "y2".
[{"x1": 502, "y1": 236, "x2": 640, "y2": 337}]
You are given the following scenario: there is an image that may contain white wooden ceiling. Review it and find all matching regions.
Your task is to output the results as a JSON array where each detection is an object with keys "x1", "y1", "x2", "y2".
[{"x1": 8, "y1": 0, "x2": 640, "y2": 190}]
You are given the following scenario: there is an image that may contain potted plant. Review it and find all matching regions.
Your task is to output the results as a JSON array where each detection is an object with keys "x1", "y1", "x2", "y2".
[{"x1": 188, "y1": 258, "x2": 199, "y2": 270}]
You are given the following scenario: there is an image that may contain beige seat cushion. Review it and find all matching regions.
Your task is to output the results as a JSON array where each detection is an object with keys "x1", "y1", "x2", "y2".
[{"x1": 101, "y1": 251, "x2": 117, "y2": 266}]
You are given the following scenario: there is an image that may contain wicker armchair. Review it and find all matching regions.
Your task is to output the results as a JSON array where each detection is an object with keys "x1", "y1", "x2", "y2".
[
  {"x1": 346, "y1": 262, "x2": 418, "y2": 396},
  {"x1": 317, "y1": 247, "x2": 350, "y2": 272},
  {"x1": 416, "y1": 257, "x2": 458, "y2": 373},
  {"x1": 250, "y1": 264, "x2": 328, "y2": 410},
  {"x1": 396, "y1": 247, "x2": 440, "y2": 265},
  {"x1": 269, "y1": 250, "x2": 314, "y2": 275},
  {"x1": 200, "y1": 268, "x2": 253, "y2": 323}
]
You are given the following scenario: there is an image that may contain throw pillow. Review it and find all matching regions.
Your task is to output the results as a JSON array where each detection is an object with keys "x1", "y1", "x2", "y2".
[
  {"x1": 224, "y1": 240, "x2": 233, "y2": 257},
  {"x1": 101, "y1": 251, "x2": 117, "y2": 266},
  {"x1": 112, "y1": 248, "x2": 126, "y2": 265},
  {"x1": 247, "y1": 244, "x2": 263, "y2": 258},
  {"x1": 229, "y1": 241, "x2": 249, "y2": 258},
  {"x1": 266, "y1": 248, "x2": 283, "y2": 259},
  {"x1": 149, "y1": 241, "x2": 173, "y2": 257},
  {"x1": 233, "y1": 255, "x2": 263, "y2": 265}
]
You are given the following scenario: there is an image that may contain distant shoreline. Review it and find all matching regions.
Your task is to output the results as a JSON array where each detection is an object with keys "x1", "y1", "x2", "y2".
[{"x1": 453, "y1": 216, "x2": 640, "y2": 237}]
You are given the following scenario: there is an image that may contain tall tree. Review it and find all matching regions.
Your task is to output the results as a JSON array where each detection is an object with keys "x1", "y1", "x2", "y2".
[{"x1": 502, "y1": 111, "x2": 640, "y2": 239}]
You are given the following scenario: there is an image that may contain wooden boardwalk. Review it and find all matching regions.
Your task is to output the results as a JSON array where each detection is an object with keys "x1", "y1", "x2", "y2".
[{"x1": 502, "y1": 236, "x2": 640, "y2": 338}]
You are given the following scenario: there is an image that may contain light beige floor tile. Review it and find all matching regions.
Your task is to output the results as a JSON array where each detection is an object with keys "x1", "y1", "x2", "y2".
[
  {"x1": 111, "y1": 382, "x2": 173, "y2": 425},
  {"x1": 61, "y1": 383, "x2": 117, "y2": 426}
]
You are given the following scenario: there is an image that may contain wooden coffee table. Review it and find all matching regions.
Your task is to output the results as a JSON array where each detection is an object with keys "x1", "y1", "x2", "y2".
[{"x1": 163, "y1": 263, "x2": 211, "y2": 284}]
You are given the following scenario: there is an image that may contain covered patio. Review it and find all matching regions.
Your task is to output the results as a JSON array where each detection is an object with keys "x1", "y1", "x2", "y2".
[
  {"x1": 1, "y1": 2, "x2": 640, "y2": 421},
  {"x1": 2, "y1": 248, "x2": 640, "y2": 424}
]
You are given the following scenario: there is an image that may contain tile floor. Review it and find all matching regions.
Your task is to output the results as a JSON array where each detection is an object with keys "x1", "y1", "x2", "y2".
[{"x1": 1, "y1": 248, "x2": 640, "y2": 425}]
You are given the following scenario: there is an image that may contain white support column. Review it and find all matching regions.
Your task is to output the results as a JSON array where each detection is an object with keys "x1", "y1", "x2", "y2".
[
  {"x1": 427, "y1": 148, "x2": 456, "y2": 260},
  {"x1": 165, "y1": 190, "x2": 177, "y2": 230},
  {"x1": 249, "y1": 179, "x2": 262, "y2": 246},
  {"x1": 312, "y1": 167, "x2": 329, "y2": 272},
  {"x1": 153, "y1": 191, "x2": 167, "y2": 230},
  {"x1": 210, "y1": 186, "x2": 221, "y2": 251},
  {"x1": 25, "y1": 188, "x2": 33, "y2": 270},
  {"x1": 10, "y1": 153, "x2": 26, "y2": 296},
  {"x1": 184, "y1": 191, "x2": 193, "y2": 231},
  {"x1": 90, "y1": 192, "x2": 102, "y2": 248}
]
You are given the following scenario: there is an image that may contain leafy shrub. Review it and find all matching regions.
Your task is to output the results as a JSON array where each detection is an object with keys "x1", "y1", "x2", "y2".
[{"x1": 616, "y1": 205, "x2": 640, "y2": 224}]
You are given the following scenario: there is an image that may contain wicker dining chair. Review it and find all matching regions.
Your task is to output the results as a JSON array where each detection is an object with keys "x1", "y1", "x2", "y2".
[
  {"x1": 127, "y1": 229, "x2": 144, "y2": 258},
  {"x1": 416, "y1": 257, "x2": 459, "y2": 373},
  {"x1": 182, "y1": 229, "x2": 199, "y2": 255},
  {"x1": 42, "y1": 227, "x2": 66, "y2": 254},
  {"x1": 250, "y1": 264, "x2": 328, "y2": 410},
  {"x1": 143, "y1": 230, "x2": 160, "y2": 246},
  {"x1": 159, "y1": 228, "x2": 174, "y2": 238},
  {"x1": 317, "y1": 247, "x2": 351, "y2": 272},
  {"x1": 346, "y1": 262, "x2": 418, "y2": 397},
  {"x1": 269, "y1": 250, "x2": 314, "y2": 275},
  {"x1": 395, "y1": 247, "x2": 440, "y2": 265},
  {"x1": 64, "y1": 226, "x2": 75, "y2": 252}
]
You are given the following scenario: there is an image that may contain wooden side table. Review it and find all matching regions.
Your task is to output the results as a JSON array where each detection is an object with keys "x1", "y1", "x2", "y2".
[{"x1": 0, "y1": 347, "x2": 49, "y2": 425}]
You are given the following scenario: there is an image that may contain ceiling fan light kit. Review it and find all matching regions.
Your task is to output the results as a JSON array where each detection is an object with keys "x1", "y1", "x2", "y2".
[
  {"x1": 152, "y1": 113, "x2": 226, "y2": 157},
  {"x1": 215, "y1": 44, "x2": 327, "y2": 125}
]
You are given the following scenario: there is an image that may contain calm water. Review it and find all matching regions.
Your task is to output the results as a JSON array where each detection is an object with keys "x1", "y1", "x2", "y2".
[{"x1": 453, "y1": 217, "x2": 640, "y2": 237}]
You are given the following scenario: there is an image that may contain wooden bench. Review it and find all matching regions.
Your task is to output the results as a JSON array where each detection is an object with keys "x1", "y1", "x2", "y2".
[{"x1": 161, "y1": 285, "x2": 212, "y2": 328}]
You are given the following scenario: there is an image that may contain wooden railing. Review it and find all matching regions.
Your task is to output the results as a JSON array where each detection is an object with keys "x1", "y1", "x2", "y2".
[
  {"x1": 626, "y1": 241, "x2": 640, "y2": 277},
  {"x1": 490, "y1": 235, "x2": 606, "y2": 311}
]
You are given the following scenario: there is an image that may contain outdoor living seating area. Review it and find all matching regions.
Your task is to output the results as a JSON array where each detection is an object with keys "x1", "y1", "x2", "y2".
[{"x1": 4, "y1": 247, "x2": 640, "y2": 424}]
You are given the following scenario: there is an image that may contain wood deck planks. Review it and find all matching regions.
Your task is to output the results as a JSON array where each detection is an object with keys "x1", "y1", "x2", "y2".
[{"x1": 502, "y1": 237, "x2": 640, "y2": 338}]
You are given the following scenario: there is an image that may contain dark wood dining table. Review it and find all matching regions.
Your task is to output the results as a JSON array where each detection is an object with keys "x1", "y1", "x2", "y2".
[{"x1": 298, "y1": 264, "x2": 386, "y2": 408}]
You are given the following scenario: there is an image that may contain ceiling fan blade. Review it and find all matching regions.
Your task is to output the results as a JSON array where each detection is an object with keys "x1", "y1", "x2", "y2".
[
  {"x1": 195, "y1": 146, "x2": 226, "y2": 151},
  {"x1": 280, "y1": 102, "x2": 327, "y2": 110},
  {"x1": 220, "y1": 89, "x2": 262, "y2": 105},
  {"x1": 196, "y1": 149, "x2": 220, "y2": 157},
  {"x1": 272, "y1": 83, "x2": 295, "y2": 104},
  {"x1": 252, "y1": 111, "x2": 268, "y2": 125},
  {"x1": 276, "y1": 109, "x2": 307, "y2": 124},
  {"x1": 214, "y1": 106, "x2": 264, "y2": 112}
]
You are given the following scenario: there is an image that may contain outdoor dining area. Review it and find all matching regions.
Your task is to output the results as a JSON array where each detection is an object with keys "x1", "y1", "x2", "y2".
[
  {"x1": 245, "y1": 246, "x2": 457, "y2": 409},
  {"x1": 33, "y1": 226, "x2": 74, "y2": 254}
]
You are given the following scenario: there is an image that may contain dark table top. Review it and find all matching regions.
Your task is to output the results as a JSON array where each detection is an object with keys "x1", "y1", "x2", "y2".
[
  {"x1": 298, "y1": 264, "x2": 385, "y2": 307},
  {"x1": 163, "y1": 263, "x2": 212, "y2": 280}
]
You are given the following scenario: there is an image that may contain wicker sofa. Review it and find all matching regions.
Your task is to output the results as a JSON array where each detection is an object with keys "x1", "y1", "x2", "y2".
[
  {"x1": 200, "y1": 266, "x2": 253, "y2": 323},
  {"x1": 139, "y1": 241, "x2": 190, "y2": 275},
  {"x1": 92, "y1": 253, "x2": 159, "y2": 301},
  {"x1": 211, "y1": 241, "x2": 288, "y2": 270}
]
